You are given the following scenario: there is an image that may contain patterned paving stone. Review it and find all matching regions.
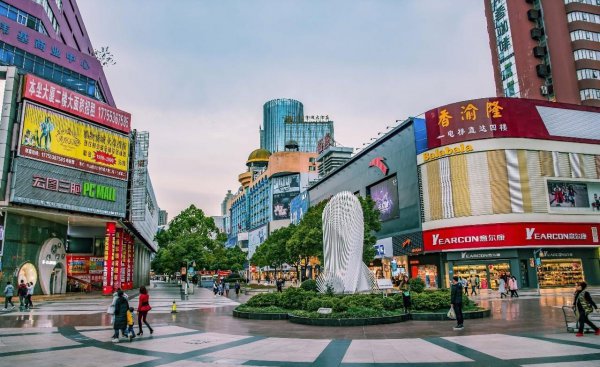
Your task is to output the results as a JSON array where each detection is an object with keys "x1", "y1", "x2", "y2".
[
  {"x1": 205, "y1": 337, "x2": 331, "y2": 363},
  {"x1": 342, "y1": 338, "x2": 473, "y2": 364},
  {"x1": 0, "y1": 346, "x2": 157, "y2": 366}
]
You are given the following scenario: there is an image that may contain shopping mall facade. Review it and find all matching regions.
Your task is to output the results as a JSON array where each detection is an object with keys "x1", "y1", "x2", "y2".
[
  {"x1": 0, "y1": 0, "x2": 159, "y2": 295},
  {"x1": 308, "y1": 97, "x2": 600, "y2": 289}
]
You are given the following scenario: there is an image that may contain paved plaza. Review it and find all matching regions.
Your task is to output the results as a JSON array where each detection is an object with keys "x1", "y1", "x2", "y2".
[{"x1": 1, "y1": 283, "x2": 600, "y2": 366}]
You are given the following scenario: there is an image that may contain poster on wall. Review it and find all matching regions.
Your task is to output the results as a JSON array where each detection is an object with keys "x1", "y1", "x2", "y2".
[
  {"x1": 248, "y1": 225, "x2": 268, "y2": 259},
  {"x1": 290, "y1": 191, "x2": 309, "y2": 225},
  {"x1": 272, "y1": 174, "x2": 300, "y2": 194},
  {"x1": 18, "y1": 102, "x2": 130, "y2": 180},
  {"x1": 368, "y1": 175, "x2": 400, "y2": 222},
  {"x1": 273, "y1": 192, "x2": 298, "y2": 220},
  {"x1": 547, "y1": 180, "x2": 600, "y2": 214}
]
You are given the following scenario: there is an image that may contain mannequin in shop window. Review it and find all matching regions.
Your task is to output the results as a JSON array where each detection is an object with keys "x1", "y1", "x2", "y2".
[{"x1": 425, "y1": 271, "x2": 431, "y2": 289}]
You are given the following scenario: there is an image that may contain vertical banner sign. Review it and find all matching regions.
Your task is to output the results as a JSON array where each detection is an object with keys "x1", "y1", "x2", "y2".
[
  {"x1": 121, "y1": 234, "x2": 128, "y2": 289},
  {"x1": 114, "y1": 229, "x2": 123, "y2": 291},
  {"x1": 103, "y1": 222, "x2": 116, "y2": 295},
  {"x1": 128, "y1": 235, "x2": 134, "y2": 290}
]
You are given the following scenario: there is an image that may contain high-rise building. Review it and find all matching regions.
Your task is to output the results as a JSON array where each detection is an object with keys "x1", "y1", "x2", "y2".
[
  {"x1": 260, "y1": 98, "x2": 334, "y2": 153},
  {"x1": 0, "y1": 0, "x2": 158, "y2": 294},
  {"x1": 485, "y1": 0, "x2": 600, "y2": 107}
]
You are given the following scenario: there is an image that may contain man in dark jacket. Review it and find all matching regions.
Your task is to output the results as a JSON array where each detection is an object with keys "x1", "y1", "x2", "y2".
[
  {"x1": 451, "y1": 276, "x2": 464, "y2": 330},
  {"x1": 112, "y1": 290, "x2": 129, "y2": 342}
]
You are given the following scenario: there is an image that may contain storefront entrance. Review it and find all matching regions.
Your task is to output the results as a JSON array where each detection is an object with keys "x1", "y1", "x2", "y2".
[
  {"x1": 452, "y1": 262, "x2": 511, "y2": 290},
  {"x1": 537, "y1": 259, "x2": 584, "y2": 288}
]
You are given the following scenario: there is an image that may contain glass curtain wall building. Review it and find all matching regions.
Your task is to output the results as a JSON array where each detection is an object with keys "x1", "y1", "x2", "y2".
[
  {"x1": 285, "y1": 119, "x2": 334, "y2": 153},
  {"x1": 261, "y1": 98, "x2": 304, "y2": 153}
]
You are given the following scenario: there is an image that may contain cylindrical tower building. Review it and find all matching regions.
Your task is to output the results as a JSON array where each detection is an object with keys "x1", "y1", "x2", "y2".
[{"x1": 261, "y1": 99, "x2": 304, "y2": 153}]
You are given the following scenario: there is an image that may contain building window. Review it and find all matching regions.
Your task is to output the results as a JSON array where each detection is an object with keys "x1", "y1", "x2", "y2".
[
  {"x1": 580, "y1": 88, "x2": 600, "y2": 101},
  {"x1": 0, "y1": 1, "x2": 48, "y2": 35},
  {"x1": 32, "y1": 0, "x2": 60, "y2": 35},
  {"x1": 577, "y1": 68, "x2": 600, "y2": 80},
  {"x1": 574, "y1": 49, "x2": 600, "y2": 61},
  {"x1": 309, "y1": 166, "x2": 316, "y2": 171},
  {"x1": 565, "y1": 0, "x2": 600, "y2": 5},
  {"x1": 568, "y1": 11, "x2": 600, "y2": 24},
  {"x1": 571, "y1": 30, "x2": 600, "y2": 42},
  {"x1": 0, "y1": 41, "x2": 105, "y2": 102},
  {"x1": 309, "y1": 157, "x2": 316, "y2": 163}
]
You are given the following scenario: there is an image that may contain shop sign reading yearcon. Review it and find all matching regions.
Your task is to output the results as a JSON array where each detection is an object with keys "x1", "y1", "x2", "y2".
[{"x1": 424, "y1": 222, "x2": 600, "y2": 252}]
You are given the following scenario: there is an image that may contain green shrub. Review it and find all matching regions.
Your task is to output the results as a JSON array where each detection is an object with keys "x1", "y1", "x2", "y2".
[
  {"x1": 410, "y1": 289, "x2": 451, "y2": 311},
  {"x1": 278, "y1": 287, "x2": 316, "y2": 310},
  {"x1": 245, "y1": 292, "x2": 281, "y2": 307},
  {"x1": 382, "y1": 297, "x2": 397, "y2": 311},
  {"x1": 305, "y1": 297, "x2": 337, "y2": 312},
  {"x1": 236, "y1": 305, "x2": 288, "y2": 313},
  {"x1": 300, "y1": 279, "x2": 318, "y2": 292},
  {"x1": 408, "y1": 277, "x2": 425, "y2": 293}
]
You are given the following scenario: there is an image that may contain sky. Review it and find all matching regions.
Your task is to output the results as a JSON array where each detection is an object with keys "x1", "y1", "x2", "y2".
[{"x1": 77, "y1": 0, "x2": 496, "y2": 219}]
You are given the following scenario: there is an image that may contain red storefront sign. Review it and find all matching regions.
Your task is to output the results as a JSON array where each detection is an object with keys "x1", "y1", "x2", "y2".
[
  {"x1": 103, "y1": 222, "x2": 116, "y2": 295},
  {"x1": 23, "y1": 74, "x2": 131, "y2": 133},
  {"x1": 425, "y1": 97, "x2": 600, "y2": 149},
  {"x1": 423, "y1": 222, "x2": 600, "y2": 252}
]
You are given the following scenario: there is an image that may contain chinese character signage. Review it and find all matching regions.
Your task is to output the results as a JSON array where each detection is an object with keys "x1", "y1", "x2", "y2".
[
  {"x1": 23, "y1": 75, "x2": 131, "y2": 133},
  {"x1": 425, "y1": 97, "x2": 600, "y2": 149},
  {"x1": 10, "y1": 157, "x2": 126, "y2": 217},
  {"x1": 423, "y1": 222, "x2": 600, "y2": 252},
  {"x1": 18, "y1": 102, "x2": 129, "y2": 180}
]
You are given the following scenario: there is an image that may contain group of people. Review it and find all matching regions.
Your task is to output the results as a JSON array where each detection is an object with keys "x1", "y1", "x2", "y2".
[
  {"x1": 108, "y1": 286, "x2": 153, "y2": 343},
  {"x1": 497, "y1": 272, "x2": 519, "y2": 298},
  {"x1": 213, "y1": 280, "x2": 242, "y2": 297},
  {"x1": 3, "y1": 280, "x2": 34, "y2": 311}
]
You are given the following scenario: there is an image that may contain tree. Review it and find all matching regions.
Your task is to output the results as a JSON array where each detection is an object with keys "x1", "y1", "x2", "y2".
[
  {"x1": 251, "y1": 225, "x2": 294, "y2": 272},
  {"x1": 358, "y1": 195, "x2": 380, "y2": 263},
  {"x1": 151, "y1": 205, "x2": 242, "y2": 274}
]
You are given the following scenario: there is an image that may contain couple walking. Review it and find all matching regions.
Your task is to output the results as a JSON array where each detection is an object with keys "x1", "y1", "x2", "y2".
[{"x1": 110, "y1": 286, "x2": 154, "y2": 342}]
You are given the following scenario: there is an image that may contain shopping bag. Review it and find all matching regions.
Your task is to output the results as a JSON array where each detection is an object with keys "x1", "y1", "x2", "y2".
[
  {"x1": 106, "y1": 304, "x2": 115, "y2": 315},
  {"x1": 447, "y1": 306, "x2": 456, "y2": 320}
]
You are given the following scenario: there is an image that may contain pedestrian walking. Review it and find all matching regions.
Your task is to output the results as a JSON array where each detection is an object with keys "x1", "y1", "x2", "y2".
[
  {"x1": 573, "y1": 281, "x2": 600, "y2": 337},
  {"x1": 276, "y1": 278, "x2": 283, "y2": 292},
  {"x1": 213, "y1": 281, "x2": 218, "y2": 296},
  {"x1": 498, "y1": 277, "x2": 507, "y2": 298},
  {"x1": 225, "y1": 282, "x2": 230, "y2": 296},
  {"x1": 17, "y1": 280, "x2": 27, "y2": 310},
  {"x1": 126, "y1": 307, "x2": 136, "y2": 341},
  {"x1": 234, "y1": 280, "x2": 241, "y2": 296},
  {"x1": 2, "y1": 281, "x2": 15, "y2": 310},
  {"x1": 509, "y1": 276, "x2": 519, "y2": 298},
  {"x1": 469, "y1": 275, "x2": 477, "y2": 296},
  {"x1": 26, "y1": 282, "x2": 34, "y2": 309},
  {"x1": 112, "y1": 290, "x2": 129, "y2": 342},
  {"x1": 218, "y1": 281, "x2": 224, "y2": 296},
  {"x1": 400, "y1": 275, "x2": 411, "y2": 314},
  {"x1": 461, "y1": 277, "x2": 468, "y2": 296},
  {"x1": 137, "y1": 285, "x2": 154, "y2": 336},
  {"x1": 451, "y1": 276, "x2": 464, "y2": 330}
]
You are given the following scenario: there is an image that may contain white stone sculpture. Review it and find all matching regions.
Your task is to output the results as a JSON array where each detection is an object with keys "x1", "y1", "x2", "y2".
[{"x1": 316, "y1": 191, "x2": 376, "y2": 294}]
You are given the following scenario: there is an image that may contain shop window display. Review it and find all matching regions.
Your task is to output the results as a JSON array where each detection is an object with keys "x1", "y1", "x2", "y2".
[
  {"x1": 537, "y1": 259, "x2": 584, "y2": 287},
  {"x1": 452, "y1": 263, "x2": 510, "y2": 290},
  {"x1": 414, "y1": 265, "x2": 437, "y2": 288}
]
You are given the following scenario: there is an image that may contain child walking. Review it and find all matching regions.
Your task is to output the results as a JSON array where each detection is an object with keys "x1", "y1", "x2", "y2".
[{"x1": 126, "y1": 307, "x2": 136, "y2": 342}]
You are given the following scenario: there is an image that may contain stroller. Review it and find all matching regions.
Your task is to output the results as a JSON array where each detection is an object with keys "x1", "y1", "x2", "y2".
[{"x1": 562, "y1": 306, "x2": 600, "y2": 333}]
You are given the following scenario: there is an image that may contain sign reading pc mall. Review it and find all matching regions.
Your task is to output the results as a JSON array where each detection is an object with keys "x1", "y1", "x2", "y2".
[{"x1": 32, "y1": 175, "x2": 116, "y2": 202}]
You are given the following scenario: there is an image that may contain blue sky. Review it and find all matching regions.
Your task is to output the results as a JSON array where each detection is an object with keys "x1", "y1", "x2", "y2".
[{"x1": 77, "y1": 0, "x2": 495, "y2": 218}]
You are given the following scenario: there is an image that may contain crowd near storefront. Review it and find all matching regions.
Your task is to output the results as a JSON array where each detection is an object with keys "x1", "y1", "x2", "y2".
[{"x1": 307, "y1": 97, "x2": 600, "y2": 289}]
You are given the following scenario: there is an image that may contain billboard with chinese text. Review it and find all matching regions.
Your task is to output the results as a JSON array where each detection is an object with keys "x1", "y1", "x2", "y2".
[
  {"x1": 368, "y1": 175, "x2": 400, "y2": 222},
  {"x1": 10, "y1": 157, "x2": 127, "y2": 217},
  {"x1": 425, "y1": 97, "x2": 600, "y2": 149},
  {"x1": 18, "y1": 102, "x2": 129, "y2": 180},
  {"x1": 23, "y1": 74, "x2": 131, "y2": 133}
]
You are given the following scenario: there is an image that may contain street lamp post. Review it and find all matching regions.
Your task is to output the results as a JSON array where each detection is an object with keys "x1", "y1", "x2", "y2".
[{"x1": 533, "y1": 249, "x2": 542, "y2": 296}]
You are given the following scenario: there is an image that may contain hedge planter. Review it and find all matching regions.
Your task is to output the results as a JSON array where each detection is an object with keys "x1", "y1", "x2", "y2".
[
  {"x1": 287, "y1": 313, "x2": 410, "y2": 327},
  {"x1": 410, "y1": 308, "x2": 491, "y2": 321},
  {"x1": 233, "y1": 309, "x2": 289, "y2": 320}
]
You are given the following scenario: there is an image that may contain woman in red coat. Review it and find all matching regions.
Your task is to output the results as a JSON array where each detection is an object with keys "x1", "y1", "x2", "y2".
[{"x1": 137, "y1": 286, "x2": 154, "y2": 335}]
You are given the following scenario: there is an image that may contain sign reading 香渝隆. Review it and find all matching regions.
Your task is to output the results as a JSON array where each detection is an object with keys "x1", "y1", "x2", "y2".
[
  {"x1": 425, "y1": 97, "x2": 600, "y2": 149},
  {"x1": 424, "y1": 222, "x2": 600, "y2": 252},
  {"x1": 18, "y1": 102, "x2": 129, "y2": 180},
  {"x1": 23, "y1": 75, "x2": 131, "y2": 133}
]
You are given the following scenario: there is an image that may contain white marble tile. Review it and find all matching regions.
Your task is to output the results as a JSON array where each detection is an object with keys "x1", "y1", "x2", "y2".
[
  {"x1": 205, "y1": 337, "x2": 331, "y2": 363},
  {"x1": 541, "y1": 333, "x2": 600, "y2": 346},
  {"x1": 0, "y1": 327, "x2": 57, "y2": 335},
  {"x1": 0, "y1": 332, "x2": 79, "y2": 353},
  {"x1": 443, "y1": 334, "x2": 599, "y2": 360},
  {"x1": 78, "y1": 325, "x2": 197, "y2": 342},
  {"x1": 522, "y1": 361, "x2": 600, "y2": 367},
  {"x1": 0, "y1": 346, "x2": 156, "y2": 366},
  {"x1": 119, "y1": 332, "x2": 250, "y2": 354},
  {"x1": 342, "y1": 339, "x2": 473, "y2": 363}
]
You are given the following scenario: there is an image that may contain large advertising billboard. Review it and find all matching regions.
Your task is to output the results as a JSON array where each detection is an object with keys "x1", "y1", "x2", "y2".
[
  {"x1": 425, "y1": 97, "x2": 600, "y2": 149},
  {"x1": 273, "y1": 192, "x2": 297, "y2": 220},
  {"x1": 23, "y1": 74, "x2": 131, "y2": 133},
  {"x1": 290, "y1": 191, "x2": 309, "y2": 225},
  {"x1": 272, "y1": 174, "x2": 300, "y2": 194},
  {"x1": 423, "y1": 222, "x2": 600, "y2": 252},
  {"x1": 11, "y1": 157, "x2": 127, "y2": 217},
  {"x1": 248, "y1": 225, "x2": 268, "y2": 259},
  {"x1": 18, "y1": 102, "x2": 129, "y2": 180},
  {"x1": 547, "y1": 179, "x2": 600, "y2": 214},
  {"x1": 368, "y1": 175, "x2": 400, "y2": 222}
]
